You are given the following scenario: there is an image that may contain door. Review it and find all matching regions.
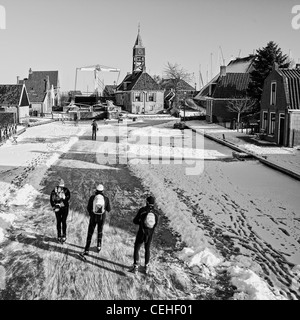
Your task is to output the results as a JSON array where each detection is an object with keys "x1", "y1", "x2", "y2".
[{"x1": 279, "y1": 115, "x2": 285, "y2": 145}]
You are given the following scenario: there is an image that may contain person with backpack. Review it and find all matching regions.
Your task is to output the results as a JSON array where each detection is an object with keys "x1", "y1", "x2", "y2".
[
  {"x1": 50, "y1": 179, "x2": 71, "y2": 243},
  {"x1": 91, "y1": 119, "x2": 98, "y2": 140},
  {"x1": 80, "y1": 184, "x2": 111, "y2": 257},
  {"x1": 129, "y1": 196, "x2": 158, "y2": 275}
]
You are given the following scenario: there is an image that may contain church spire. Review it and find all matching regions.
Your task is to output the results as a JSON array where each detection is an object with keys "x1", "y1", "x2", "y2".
[
  {"x1": 132, "y1": 25, "x2": 146, "y2": 73},
  {"x1": 134, "y1": 23, "x2": 143, "y2": 47}
]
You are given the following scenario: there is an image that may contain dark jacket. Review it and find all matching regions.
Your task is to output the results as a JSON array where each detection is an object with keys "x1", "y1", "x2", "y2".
[
  {"x1": 87, "y1": 191, "x2": 111, "y2": 216},
  {"x1": 92, "y1": 121, "x2": 98, "y2": 131},
  {"x1": 50, "y1": 186, "x2": 71, "y2": 209},
  {"x1": 133, "y1": 205, "x2": 158, "y2": 243}
]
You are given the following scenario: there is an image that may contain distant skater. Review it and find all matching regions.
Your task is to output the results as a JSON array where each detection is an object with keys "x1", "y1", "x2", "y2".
[
  {"x1": 50, "y1": 179, "x2": 71, "y2": 243},
  {"x1": 129, "y1": 196, "x2": 159, "y2": 275},
  {"x1": 80, "y1": 184, "x2": 111, "y2": 258},
  {"x1": 91, "y1": 119, "x2": 98, "y2": 140}
]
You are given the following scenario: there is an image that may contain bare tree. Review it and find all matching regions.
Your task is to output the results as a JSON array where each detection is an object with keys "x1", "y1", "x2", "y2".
[
  {"x1": 226, "y1": 96, "x2": 256, "y2": 131},
  {"x1": 163, "y1": 62, "x2": 192, "y2": 107}
]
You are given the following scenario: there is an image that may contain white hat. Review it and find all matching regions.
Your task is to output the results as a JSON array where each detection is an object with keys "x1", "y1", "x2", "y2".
[
  {"x1": 96, "y1": 184, "x2": 104, "y2": 191},
  {"x1": 59, "y1": 179, "x2": 65, "y2": 187}
]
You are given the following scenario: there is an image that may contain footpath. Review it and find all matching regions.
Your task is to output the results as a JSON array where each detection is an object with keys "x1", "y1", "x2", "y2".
[{"x1": 185, "y1": 120, "x2": 300, "y2": 181}]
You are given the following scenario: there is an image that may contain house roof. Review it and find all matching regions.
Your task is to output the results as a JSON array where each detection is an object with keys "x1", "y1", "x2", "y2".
[
  {"x1": 21, "y1": 70, "x2": 58, "y2": 103},
  {"x1": 213, "y1": 73, "x2": 251, "y2": 99},
  {"x1": 0, "y1": 85, "x2": 24, "y2": 105},
  {"x1": 116, "y1": 71, "x2": 161, "y2": 91},
  {"x1": 28, "y1": 71, "x2": 59, "y2": 88},
  {"x1": 103, "y1": 85, "x2": 117, "y2": 96},
  {"x1": 194, "y1": 55, "x2": 255, "y2": 100},
  {"x1": 226, "y1": 55, "x2": 255, "y2": 73},
  {"x1": 161, "y1": 78, "x2": 195, "y2": 91},
  {"x1": 278, "y1": 68, "x2": 300, "y2": 109}
]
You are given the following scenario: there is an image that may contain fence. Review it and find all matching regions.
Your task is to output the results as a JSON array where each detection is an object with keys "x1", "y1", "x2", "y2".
[{"x1": 0, "y1": 123, "x2": 17, "y2": 143}]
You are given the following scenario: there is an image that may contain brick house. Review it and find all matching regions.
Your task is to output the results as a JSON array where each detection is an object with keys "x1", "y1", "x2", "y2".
[
  {"x1": 260, "y1": 63, "x2": 300, "y2": 147},
  {"x1": 115, "y1": 29, "x2": 164, "y2": 114},
  {"x1": 0, "y1": 84, "x2": 30, "y2": 123},
  {"x1": 18, "y1": 69, "x2": 60, "y2": 116},
  {"x1": 194, "y1": 56, "x2": 255, "y2": 127}
]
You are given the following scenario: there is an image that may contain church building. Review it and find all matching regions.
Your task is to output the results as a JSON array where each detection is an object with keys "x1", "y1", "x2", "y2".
[{"x1": 115, "y1": 28, "x2": 164, "y2": 114}]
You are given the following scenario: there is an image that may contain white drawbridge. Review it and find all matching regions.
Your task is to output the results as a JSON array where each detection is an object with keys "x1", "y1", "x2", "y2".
[{"x1": 74, "y1": 64, "x2": 121, "y2": 95}]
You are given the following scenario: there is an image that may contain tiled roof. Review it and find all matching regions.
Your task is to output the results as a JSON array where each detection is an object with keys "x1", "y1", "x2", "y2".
[
  {"x1": 212, "y1": 73, "x2": 251, "y2": 99},
  {"x1": 28, "y1": 71, "x2": 59, "y2": 88},
  {"x1": 161, "y1": 79, "x2": 195, "y2": 91},
  {"x1": 25, "y1": 80, "x2": 47, "y2": 103},
  {"x1": 279, "y1": 69, "x2": 300, "y2": 109},
  {"x1": 116, "y1": 72, "x2": 161, "y2": 91},
  {"x1": 226, "y1": 55, "x2": 255, "y2": 73},
  {"x1": 194, "y1": 56, "x2": 255, "y2": 100},
  {"x1": 23, "y1": 70, "x2": 58, "y2": 103},
  {"x1": 103, "y1": 85, "x2": 117, "y2": 96},
  {"x1": 0, "y1": 85, "x2": 23, "y2": 105}
]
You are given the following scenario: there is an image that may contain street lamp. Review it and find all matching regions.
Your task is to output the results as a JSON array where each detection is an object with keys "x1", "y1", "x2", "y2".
[{"x1": 183, "y1": 91, "x2": 187, "y2": 123}]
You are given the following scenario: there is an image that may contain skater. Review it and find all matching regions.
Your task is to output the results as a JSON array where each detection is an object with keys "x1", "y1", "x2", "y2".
[
  {"x1": 91, "y1": 119, "x2": 98, "y2": 140},
  {"x1": 81, "y1": 184, "x2": 111, "y2": 257},
  {"x1": 50, "y1": 179, "x2": 71, "y2": 243},
  {"x1": 129, "y1": 196, "x2": 158, "y2": 275}
]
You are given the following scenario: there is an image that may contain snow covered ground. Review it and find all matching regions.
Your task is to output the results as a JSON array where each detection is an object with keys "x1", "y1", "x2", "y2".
[{"x1": 0, "y1": 120, "x2": 299, "y2": 300}]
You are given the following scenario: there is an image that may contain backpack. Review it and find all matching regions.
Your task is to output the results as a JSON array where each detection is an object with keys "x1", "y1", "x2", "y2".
[
  {"x1": 93, "y1": 194, "x2": 105, "y2": 214},
  {"x1": 53, "y1": 187, "x2": 65, "y2": 203},
  {"x1": 53, "y1": 187, "x2": 66, "y2": 211},
  {"x1": 143, "y1": 209, "x2": 156, "y2": 229}
]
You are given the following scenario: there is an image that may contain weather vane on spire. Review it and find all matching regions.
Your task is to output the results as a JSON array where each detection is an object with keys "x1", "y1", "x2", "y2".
[{"x1": 138, "y1": 22, "x2": 141, "y2": 34}]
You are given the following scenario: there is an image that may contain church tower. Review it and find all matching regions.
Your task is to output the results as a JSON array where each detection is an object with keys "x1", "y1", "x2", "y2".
[{"x1": 132, "y1": 25, "x2": 146, "y2": 73}]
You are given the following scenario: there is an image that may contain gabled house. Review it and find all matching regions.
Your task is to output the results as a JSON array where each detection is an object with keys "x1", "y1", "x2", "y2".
[
  {"x1": 0, "y1": 84, "x2": 30, "y2": 123},
  {"x1": 18, "y1": 69, "x2": 60, "y2": 115},
  {"x1": 260, "y1": 63, "x2": 300, "y2": 147},
  {"x1": 115, "y1": 29, "x2": 164, "y2": 114},
  {"x1": 194, "y1": 56, "x2": 255, "y2": 126},
  {"x1": 161, "y1": 79, "x2": 196, "y2": 109}
]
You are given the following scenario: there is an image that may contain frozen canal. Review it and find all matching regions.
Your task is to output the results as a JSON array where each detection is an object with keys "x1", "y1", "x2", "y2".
[{"x1": 108, "y1": 121, "x2": 300, "y2": 299}]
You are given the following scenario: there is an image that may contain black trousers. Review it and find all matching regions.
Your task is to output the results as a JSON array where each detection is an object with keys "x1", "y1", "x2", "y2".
[
  {"x1": 55, "y1": 207, "x2": 69, "y2": 238},
  {"x1": 92, "y1": 129, "x2": 97, "y2": 140},
  {"x1": 85, "y1": 213, "x2": 106, "y2": 251},
  {"x1": 133, "y1": 231, "x2": 154, "y2": 266}
]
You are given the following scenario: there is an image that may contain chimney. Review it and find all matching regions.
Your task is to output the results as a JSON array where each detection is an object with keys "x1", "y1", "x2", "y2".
[
  {"x1": 44, "y1": 76, "x2": 50, "y2": 92},
  {"x1": 17, "y1": 76, "x2": 19, "y2": 84},
  {"x1": 220, "y1": 66, "x2": 226, "y2": 77}
]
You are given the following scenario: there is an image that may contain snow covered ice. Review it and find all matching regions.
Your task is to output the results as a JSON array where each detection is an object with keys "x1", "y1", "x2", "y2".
[{"x1": 0, "y1": 120, "x2": 299, "y2": 300}]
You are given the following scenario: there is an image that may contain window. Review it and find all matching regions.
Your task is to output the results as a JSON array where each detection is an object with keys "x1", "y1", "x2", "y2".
[
  {"x1": 262, "y1": 111, "x2": 268, "y2": 130},
  {"x1": 148, "y1": 92, "x2": 156, "y2": 102},
  {"x1": 269, "y1": 112, "x2": 276, "y2": 135},
  {"x1": 134, "y1": 92, "x2": 141, "y2": 102},
  {"x1": 270, "y1": 82, "x2": 277, "y2": 105}
]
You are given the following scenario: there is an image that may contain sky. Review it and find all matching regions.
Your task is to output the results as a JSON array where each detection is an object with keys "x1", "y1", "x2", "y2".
[{"x1": 0, "y1": 0, "x2": 299, "y2": 92}]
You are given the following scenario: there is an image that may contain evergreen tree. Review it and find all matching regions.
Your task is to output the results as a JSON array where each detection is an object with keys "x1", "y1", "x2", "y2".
[{"x1": 248, "y1": 41, "x2": 290, "y2": 108}]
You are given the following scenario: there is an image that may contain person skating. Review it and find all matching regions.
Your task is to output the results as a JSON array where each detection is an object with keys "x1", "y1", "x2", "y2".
[
  {"x1": 81, "y1": 184, "x2": 111, "y2": 257},
  {"x1": 50, "y1": 179, "x2": 71, "y2": 243},
  {"x1": 91, "y1": 119, "x2": 98, "y2": 140},
  {"x1": 129, "y1": 196, "x2": 158, "y2": 275}
]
